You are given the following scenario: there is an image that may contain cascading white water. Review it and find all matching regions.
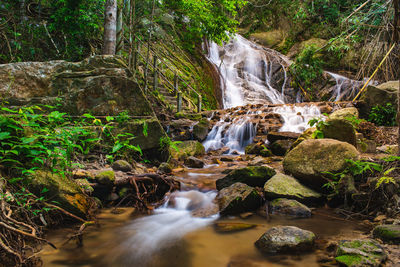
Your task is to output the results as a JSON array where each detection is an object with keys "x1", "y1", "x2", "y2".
[
  {"x1": 207, "y1": 34, "x2": 289, "y2": 108},
  {"x1": 273, "y1": 105, "x2": 323, "y2": 133},
  {"x1": 326, "y1": 72, "x2": 364, "y2": 101},
  {"x1": 110, "y1": 190, "x2": 218, "y2": 265}
]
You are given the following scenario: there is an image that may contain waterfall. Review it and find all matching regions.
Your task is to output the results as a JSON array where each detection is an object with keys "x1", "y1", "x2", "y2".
[
  {"x1": 207, "y1": 34, "x2": 289, "y2": 108},
  {"x1": 273, "y1": 105, "x2": 323, "y2": 133}
]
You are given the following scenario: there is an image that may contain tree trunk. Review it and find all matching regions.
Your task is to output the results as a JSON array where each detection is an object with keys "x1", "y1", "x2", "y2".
[
  {"x1": 394, "y1": 0, "x2": 400, "y2": 155},
  {"x1": 103, "y1": 0, "x2": 117, "y2": 55}
]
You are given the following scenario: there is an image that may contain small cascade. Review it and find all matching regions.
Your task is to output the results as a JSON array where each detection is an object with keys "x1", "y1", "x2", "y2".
[
  {"x1": 207, "y1": 34, "x2": 290, "y2": 108},
  {"x1": 110, "y1": 190, "x2": 218, "y2": 265},
  {"x1": 325, "y1": 72, "x2": 364, "y2": 101},
  {"x1": 273, "y1": 105, "x2": 323, "y2": 133}
]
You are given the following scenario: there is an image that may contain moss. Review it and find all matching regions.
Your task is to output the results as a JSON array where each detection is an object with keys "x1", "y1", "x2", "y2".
[
  {"x1": 95, "y1": 170, "x2": 115, "y2": 186},
  {"x1": 373, "y1": 225, "x2": 400, "y2": 244},
  {"x1": 216, "y1": 166, "x2": 276, "y2": 190},
  {"x1": 170, "y1": 140, "x2": 205, "y2": 160},
  {"x1": 335, "y1": 255, "x2": 363, "y2": 266}
]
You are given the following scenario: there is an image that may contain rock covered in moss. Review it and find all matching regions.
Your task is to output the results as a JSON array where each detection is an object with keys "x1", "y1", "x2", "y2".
[
  {"x1": 330, "y1": 107, "x2": 359, "y2": 120},
  {"x1": 158, "y1": 162, "x2": 172, "y2": 174},
  {"x1": 283, "y1": 139, "x2": 359, "y2": 190},
  {"x1": 214, "y1": 222, "x2": 257, "y2": 233},
  {"x1": 264, "y1": 173, "x2": 321, "y2": 203},
  {"x1": 270, "y1": 198, "x2": 311, "y2": 218},
  {"x1": 170, "y1": 140, "x2": 205, "y2": 160},
  {"x1": 291, "y1": 127, "x2": 316, "y2": 149},
  {"x1": 245, "y1": 143, "x2": 272, "y2": 157},
  {"x1": 29, "y1": 171, "x2": 91, "y2": 218},
  {"x1": 216, "y1": 166, "x2": 276, "y2": 190},
  {"x1": 75, "y1": 179, "x2": 94, "y2": 194},
  {"x1": 216, "y1": 183, "x2": 263, "y2": 215},
  {"x1": 111, "y1": 160, "x2": 133, "y2": 172},
  {"x1": 372, "y1": 225, "x2": 400, "y2": 244},
  {"x1": 95, "y1": 170, "x2": 115, "y2": 187},
  {"x1": 255, "y1": 226, "x2": 315, "y2": 254},
  {"x1": 193, "y1": 119, "x2": 210, "y2": 141},
  {"x1": 335, "y1": 239, "x2": 387, "y2": 267},
  {"x1": 321, "y1": 119, "x2": 356, "y2": 146},
  {"x1": 270, "y1": 140, "x2": 293, "y2": 156}
]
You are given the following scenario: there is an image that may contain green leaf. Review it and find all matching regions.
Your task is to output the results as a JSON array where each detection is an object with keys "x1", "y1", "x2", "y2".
[{"x1": 0, "y1": 132, "x2": 11, "y2": 140}]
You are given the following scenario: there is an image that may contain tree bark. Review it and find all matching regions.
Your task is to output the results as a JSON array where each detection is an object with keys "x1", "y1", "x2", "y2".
[
  {"x1": 394, "y1": 0, "x2": 400, "y2": 155},
  {"x1": 103, "y1": 0, "x2": 117, "y2": 55}
]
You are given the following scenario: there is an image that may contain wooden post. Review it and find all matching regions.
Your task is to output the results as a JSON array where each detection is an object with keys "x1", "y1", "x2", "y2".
[
  {"x1": 177, "y1": 92, "x2": 182, "y2": 113},
  {"x1": 197, "y1": 95, "x2": 202, "y2": 113},
  {"x1": 174, "y1": 73, "x2": 178, "y2": 95},
  {"x1": 153, "y1": 56, "x2": 158, "y2": 91}
]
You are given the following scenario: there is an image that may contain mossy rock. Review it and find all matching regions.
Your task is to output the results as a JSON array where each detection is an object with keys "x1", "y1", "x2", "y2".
[
  {"x1": 193, "y1": 119, "x2": 210, "y2": 141},
  {"x1": 95, "y1": 170, "x2": 115, "y2": 187},
  {"x1": 255, "y1": 226, "x2": 316, "y2": 254},
  {"x1": 245, "y1": 143, "x2": 272, "y2": 157},
  {"x1": 291, "y1": 127, "x2": 316, "y2": 149},
  {"x1": 358, "y1": 83, "x2": 398, "y2": 118},
  {"x1": 250, "y1": 30, "x2": 286, "y2": 48},
  {"x1": 270, "y1": 140, "x2": 293, "y2": 156},
  {"x1": 329, "y1": 108, "x2": 359, "y2": 120},
  {"x1": 111, "y1": 160, "x2": 132, "y2": 172},
  {"x1": 216, "y1": 166, "x2": 276, "y2": 190},
  {"x1": 214, "y1": 222, "x2": 257, "y2": 233},
  {"x1": 264, "y1": 173, "x2": 321, "y2": 204},
  {"x1": 170, "y1": 140, "x2": 205, "y2": 160},
  {"x1": 270, "y1": 198, "x2": 311, "y2": 218},
  {"x1": 216, "y1": 182, "x2": 263, "y2": 215},
  {"x1": 335, "y1": 239, "x2": 387, "y2": 266},
  {"x1": 283, "y1": 139, "x2": 359, "y2": 191},
  {"x1": 75, "y1": 179, "x2": 94, "y2": 194},
  {"x1": 372, "y1": 225, "x2": 400, "y2": 244},
  {"x1": 321, "y1": 119, "x2": 356, "y2": 146},
  {"x1": 28, "y1": 171, "x2": 91, "y2": 218}
]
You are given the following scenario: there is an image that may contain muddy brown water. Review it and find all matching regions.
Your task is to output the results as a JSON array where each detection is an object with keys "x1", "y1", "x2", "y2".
[{"x1": 40, "y1": 161, "x2": 367, "y2": 267}]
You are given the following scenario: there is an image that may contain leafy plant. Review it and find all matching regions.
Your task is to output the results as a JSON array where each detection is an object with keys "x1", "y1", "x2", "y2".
[
  {"x1": 375, "y1": 168, "x2": 397, "y2": 189},
  {"x1": 308, "y1": 116, "x2": 328, "y2": 139},
  {"x1": 368, "y1": 103, "x2": 397, "y2": 126}
]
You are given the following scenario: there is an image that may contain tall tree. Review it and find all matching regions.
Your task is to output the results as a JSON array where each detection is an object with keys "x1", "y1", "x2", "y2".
[
  {"x1": 103, "y1": 0, "x2": 117, "y2": 55},
  {"x1": 394, "y1": 0, "x2": 400, "y2": 155}
]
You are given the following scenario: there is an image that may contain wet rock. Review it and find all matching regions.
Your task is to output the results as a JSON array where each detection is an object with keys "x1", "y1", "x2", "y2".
[
  {"x1": 111, "y1": 160, "x2": 133, "y2": 172},
  {"x1": 158, "y1": 162, "x2": 172, "y2": 174},
  {"x1": 321, "y1": 119, "x2": 356, "y2": 146},
  {"x1": 216, "y1": 183, "x2": 263, "y2": 215},
  {"x1": 95, "y1": 170, "x2": 116, "y2": 187},
  {"x1": 245, "y1": 143, "x2": 272, "y2": 157},
  {"x1": 193, "y1": 119, "x2": 210, "y2": 141},
  {"x1": 214, "y1": 222, "x2": 257, "y2": 233},
  {"x1": 267, "y1": 131, "x2": 300, "y2": 143},
  {"x1": 269, "y1": 198, "x2": 312, "y2": 218},
  {"x1": 170, "y1": 140, "x2": 205, "y2": 160},
  {"x1": 372, "y1": 225, "x2": 400, "y2": 244},
  {"x1": 264, "y1": 173, "x2": 321, "y2": 203},
  {"x1": 291, "y1": 127, "x2": 316, "y2": 149},
  {"x1": 247, "y1": 156, "x2": 271, "y2": 166},
  {"x1": 216, "y1": 166, "x2": 276, "y2": 190},
  {"x1": 255, "y1": 226, "x2": 315, "y2": 254},
  {"x1": 270, "y1": 140, "x2": 293, "y2": 156},
  {"x1": 184, "y1": 156, "x2": 205, "y2": 168},
  {"x1": 335, "y1": 239, "x2": 387, "y2": 267},
  {"x1": 283, "y1": 139, "x2": 359, "y2": 191},
  {"x1": 330, "y1": 107, "x2": 359, "y2": 120},
  {"x1": 28, "y1": 171, "x2": 91, "y2": 218}
]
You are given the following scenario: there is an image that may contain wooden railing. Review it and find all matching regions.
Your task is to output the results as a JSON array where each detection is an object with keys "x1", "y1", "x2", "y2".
[{"x1": 133, "y1": 37, "x2": 202, "y2": 113}]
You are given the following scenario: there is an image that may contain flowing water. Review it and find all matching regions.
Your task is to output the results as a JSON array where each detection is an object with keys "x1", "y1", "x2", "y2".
[{"x1": 40, "y1": 35, "x2": 366, "y2": 267}]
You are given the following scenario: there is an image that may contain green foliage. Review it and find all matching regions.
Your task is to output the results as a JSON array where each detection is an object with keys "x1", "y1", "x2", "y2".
[
  {"x1": 290, "y1": 45, "x2": 323, "y2": 91},
  {"x1": 375, "y1": 168, "x2": 396, "y2": 189},
  {"x1": 368, "y1": 103, "x2": 397, "y2": 126},
  {"x1": 166, "y1": 0, "x2": 247, "y2": 45},
  {"x1": 308, "y1": 115, "x2": 328, "y2": 139},
  {"x1": 159, "y1": 136, "x2": 181, "y2": 152}
]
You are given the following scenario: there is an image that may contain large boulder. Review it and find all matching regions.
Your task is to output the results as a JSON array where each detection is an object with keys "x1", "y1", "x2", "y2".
[
  {"x1": 372, "y1": 225, "x2": 400, "y2": 244},
  {"x1": 255, "y1": 226, "x2": 315, "y2": 254},
  {"x1": 283, "y1": 139, "x2": 359, "y2": 190},
  {"x1": 264, "y1": 173, "x2": 321, "y2": 203},
  {"x1": 330, "y1": 107, "x2": 359, "y2": 120},
  {"x1": 269, "y1": 198, "x2": 311, "y2": 218},
  {"x1": 321, "y1": 119, "x2": 356, "y2": 146},
  {"x1": 335, "y1": 239, "x2": 387, "y2": 267},
  {"x1": 216, "y1": 183, "x2": 263, "y2": 215},
  {"x1": 216, "y1": 166, "x2": 276, "y2": 190},
  {"x1": 358, "y1": 81, "x2": 398, "y2": 118},
  {"x1": 29, "y1": 171, "x2": 91, "y2": 218},
  {"x1": 170, "y1": 140, "x2": 205, "y2": 160},
  {"x1": 250, "y1": 30, "x2": 286, "y2": 48}
]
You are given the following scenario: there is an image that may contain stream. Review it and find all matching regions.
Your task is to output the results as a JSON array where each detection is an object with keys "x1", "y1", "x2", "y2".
[{"x1": 40, "y1": 162, "x2": 367, "y2": 267}]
